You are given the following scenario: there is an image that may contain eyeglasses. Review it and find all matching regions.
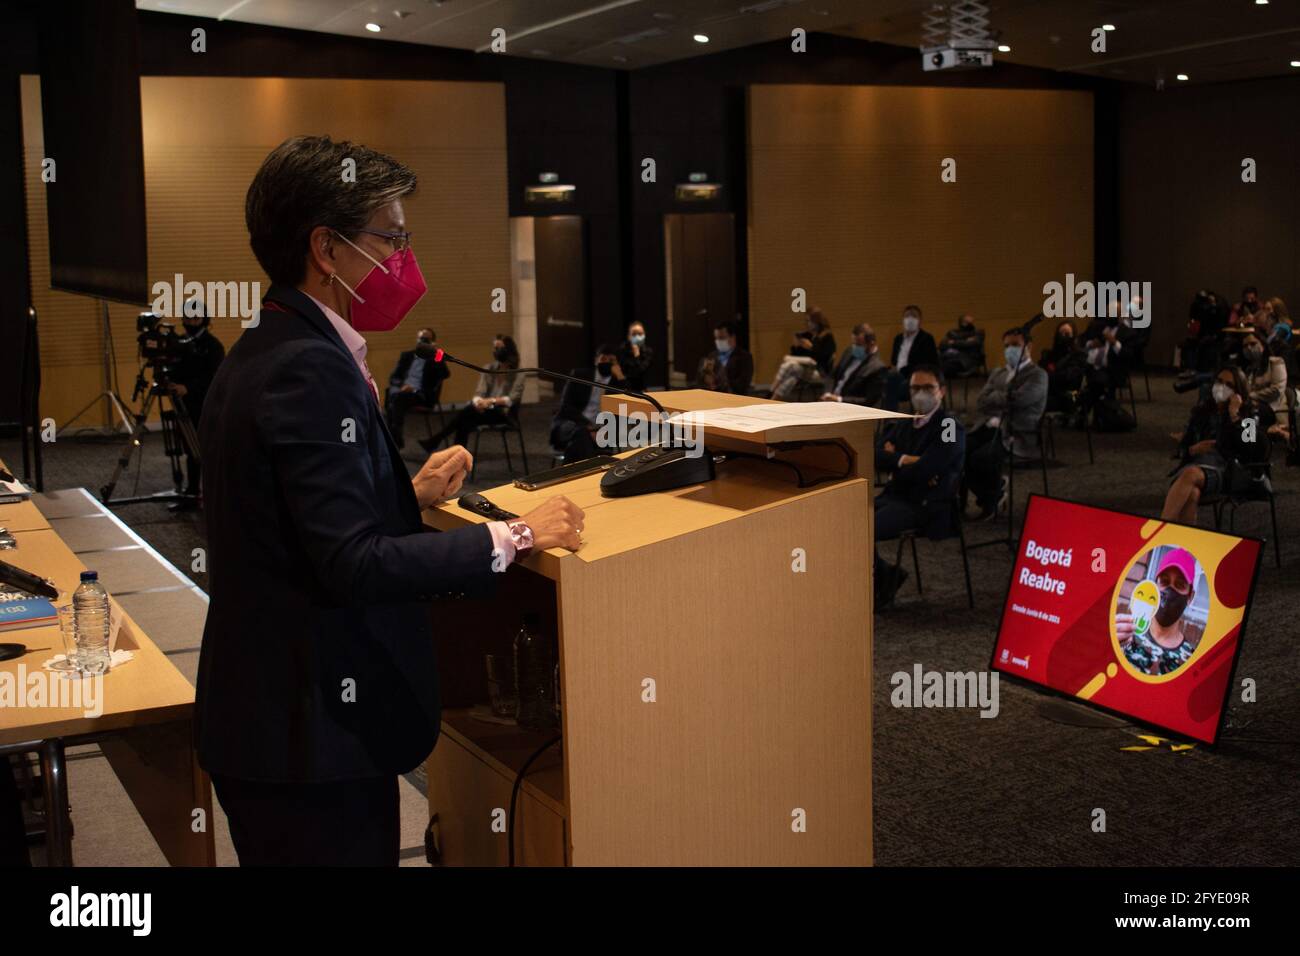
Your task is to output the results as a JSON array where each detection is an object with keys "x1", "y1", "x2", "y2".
[{"x1": 357, "y1": 228, "x2": 413, "y2": 253}]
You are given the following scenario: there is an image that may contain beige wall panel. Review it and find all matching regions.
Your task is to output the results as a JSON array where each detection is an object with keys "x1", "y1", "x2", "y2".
[
  {"x1": 748, "y1": 84, "x2": 1093, "y2": 381},
  {"x1": 22, "y1": 75, "x2": 511, "y2": 425}
]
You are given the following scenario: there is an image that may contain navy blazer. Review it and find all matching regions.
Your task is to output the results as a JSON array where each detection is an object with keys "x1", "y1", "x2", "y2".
[
  {"x1": 876, "y1": 410, "x2": 967, "y2": 538},
  {"x1": 195, "y1": 284, "x2": 498, "y2": 783}
]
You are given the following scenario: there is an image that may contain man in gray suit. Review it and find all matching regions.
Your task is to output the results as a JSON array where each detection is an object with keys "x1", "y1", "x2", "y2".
[
  {"x1": 964, "y1": 324, "x2": 1048, "y2": 520},
  {"x1": 820, "y1": 323, "x2": 890, "y2": 407}
]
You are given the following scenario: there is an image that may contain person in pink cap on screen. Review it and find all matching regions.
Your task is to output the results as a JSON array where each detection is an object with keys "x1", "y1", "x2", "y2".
[{"x1": 1115, "y1": 547, "x2": 1200, "y2": 676}]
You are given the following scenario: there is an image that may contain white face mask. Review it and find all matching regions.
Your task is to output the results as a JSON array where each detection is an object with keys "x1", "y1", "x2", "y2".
[
  {"x1": 1211, "y1": 383, "x2": 1234, "y2": 404},
  {"x1": 910, "y1": 390, "x2": 939, "y2": 414},
  {"x1": 903, "y1": 316, "x2": 920, "y2": 334}
]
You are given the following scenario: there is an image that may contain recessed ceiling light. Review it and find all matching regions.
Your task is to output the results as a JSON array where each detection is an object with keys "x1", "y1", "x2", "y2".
[
  {"x1": 997, "y1": 44, "x2": 1010, "y2": 53},
  {"x1": 365, "y1": 22, "x2": 381, "y2": 32},
  {"x1": 1291, "y1": 60, "x2": 1300, "y2": 67},
  {"x1": 693, "y1": 34, "x2": 709, "y2": 43},
  {"x1": 1256, "y1": 0, "x2": 1269, "y2": 6},
  {"x1": 1102, "y1": 24, "x2": 1115, "y2": 31},
  {"x1": 1176, "y1": 73, "x2": 1189, "y2": 81}
]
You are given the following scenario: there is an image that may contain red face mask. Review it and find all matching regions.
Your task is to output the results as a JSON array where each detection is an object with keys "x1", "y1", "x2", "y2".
[{"x1": 329, "y1": 231, "x2": 427, "y2": 333}]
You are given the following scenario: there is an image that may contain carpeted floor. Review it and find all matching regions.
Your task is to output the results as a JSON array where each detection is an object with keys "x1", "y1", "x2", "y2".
[{"x1": 5, "y1": 371, "x2": 1298, "y2": 866}]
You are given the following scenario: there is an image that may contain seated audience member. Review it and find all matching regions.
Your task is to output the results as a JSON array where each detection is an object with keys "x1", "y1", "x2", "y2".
[
  {"x1": 616, "y1": 321, "x2": 653, "y2": 393},
  {"x1": 1039, "y1": 320, "x2": 1088, "y2": 418},
  {"x1": 421, "y1": 334, "x2": 523, "y2": 451},
  {"x1": 791, "y1": 307, "x2": 838, "y2": 375},
  {"x1": 883, "y1": 305, "x2": 939, "y2": 410},
  {"x1": 1264, "y1": 297, "x2": 1293, "y2": 355},
  {"x1": 551, "y1": 344, "x2": 624, "y2": 463},
  {"x1": 698, "y1": 319, "x2": 754, "y2": 395},
  {"x1": 963, "y1": 324, "x2": 1048, "y2": 520},
  {"x1": 939, "y1": 313, "x2": 985, "y2": 378},
  {"x1": 1228, "y1": 285, "x2": 1261, "y2": 326},
  {"x1": 1180, "y1": 289, "x2": 1228, "y2": 374},
  {"x1": 1239, "y1": 331, "x2": 1288, "y2": 413},
  {"x1": 385, "y1": 326, "x2": 449, "y2": 450},
  {"x1": 770, "y1": 307, "x2": 837, "y2": 400},
  {"x1": 873, "y1": 365, "x2": 966, "y2": 608},
  {"x1": 821, "y1": 323, "x2": 889, "y2": 406},
  {"x1": 1162, "y1": 366, "x2": 1275, "y2": 525}
]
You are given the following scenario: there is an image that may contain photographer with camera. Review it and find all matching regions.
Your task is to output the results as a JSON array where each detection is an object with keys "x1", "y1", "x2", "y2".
[{"x1": 167, "y1": 301, "x2": 226, "y2": 509}]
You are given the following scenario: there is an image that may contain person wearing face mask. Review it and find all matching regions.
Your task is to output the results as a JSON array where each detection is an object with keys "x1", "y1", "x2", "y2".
[
  {"x1": 1040, "y1": 320, "x2": 1087, "y2": 419},
  {"x1": 1115, "y1": 549, "x2": 1201, "y2": 676},
  {"x1": 790, "y1": 307, "x2": 838, "y2": 376},
  {"x1": 963, "y1": 324, "x2": 1048, "y2": 521},
  {"x1": 939, "y1": 313, "x2": 985, "y2": 379},
  {"x1": 820, "y1": 323, "x2": 889, "y2": 406},
  {"x1": 698, "y1": 319, "x2": 754, "y2": 395},
  {"x1": 550, "y1": 344, "x2": 626, "y2": 461},
  {"x1": 884, "y1": 306, "x2": 938, "y2": 410},
  {"x1": 196, "y1": 136, "x2": 584, "y2": 865},
  {"x1": 421, "y1": 334, "x2": 525, "y2": 452},
  {"x1": 1238, "y1": 331, "x2": 1288, "y2": 413},
  {"x1": 616, "y1": 321, "x2": 654, "y2": 393},
  {"x1": 165, "y1": 298, "x2": 225, "y2": 511},
  {"x1": 873, "y1": 365, "x2": 966, "y2": 608},
  {"x1": 1162, "y1": 365, "x2": 1274, "y2": 524},
  {"x1": 384, "y1": 327, "x2": 449, "y2": 451}
]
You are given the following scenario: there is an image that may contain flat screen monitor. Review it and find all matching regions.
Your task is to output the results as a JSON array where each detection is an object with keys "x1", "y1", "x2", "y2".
[{"x1": 990, "y1": 495, "x2": 1262, "y2": 745}]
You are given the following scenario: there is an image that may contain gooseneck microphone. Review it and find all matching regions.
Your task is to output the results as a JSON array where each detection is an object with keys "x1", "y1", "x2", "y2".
[{"x1": 422, "y1": 345, "x2": 667, "y2": 419}]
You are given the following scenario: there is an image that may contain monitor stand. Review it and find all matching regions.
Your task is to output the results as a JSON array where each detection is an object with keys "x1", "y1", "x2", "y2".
[{"x1": 1036, "y1": 697, "x2": 1128, "y2": 729}]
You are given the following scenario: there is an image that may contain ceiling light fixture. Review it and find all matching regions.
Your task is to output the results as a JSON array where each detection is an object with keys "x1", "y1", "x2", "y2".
[
  {"x1": 365, "y1": 22, "x2": 381, "y2": 33},
  {"x1": 693, "y1": 34, "x2": 709, "y2": 43},
  {"x1": 997, "y1": 44, "x2": 1010, "y2": 52},
  {"x1": 1176, "y1": 73, "x2": 1189, "y2": 81},
  {"x1": 1102, "y1": 24, "x2": 1115, "y2": 31}
]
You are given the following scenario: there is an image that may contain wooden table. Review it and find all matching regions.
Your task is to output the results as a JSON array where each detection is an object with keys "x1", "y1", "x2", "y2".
[{"x1": 0, "y1": 490, "x2": 213, "y2": 866}]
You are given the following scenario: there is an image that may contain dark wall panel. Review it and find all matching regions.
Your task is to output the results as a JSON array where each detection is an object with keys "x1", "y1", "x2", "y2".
[{"x1": 1117, "y1": 76, "x2": 1300, "y2": 363}]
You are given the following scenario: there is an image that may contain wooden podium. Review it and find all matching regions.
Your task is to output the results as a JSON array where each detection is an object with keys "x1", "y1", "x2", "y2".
[{"x1": 423, "y1": 390, "x2": 905, "y2": 866}]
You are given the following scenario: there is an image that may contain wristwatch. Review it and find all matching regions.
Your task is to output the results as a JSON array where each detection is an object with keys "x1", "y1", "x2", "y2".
[{"x1": 505, "y1": 518, "x2": 535, "y2": 560}]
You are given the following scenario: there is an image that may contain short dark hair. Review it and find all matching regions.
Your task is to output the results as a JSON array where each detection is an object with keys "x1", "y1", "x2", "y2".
[
  {"x1": 903, "y1": 305, "x2": 923, "y2": 320},
  {"x1": 908, "y1": 363, "x2": 945, "y2": 388},
  {"x1": 852, "y1": 322, "x2": 874, "y2": 343},
  {"x1": 714, "y1": 320, "x2": 739, "y2": 338},
  {"x1": 596, "y1": 343, "x2": 619, "y2": 359},
  {"x1": 245, "y1": 135, "x2": 417, "y2": 287},
  {"x1": 1003, "y1": 326, "x2": 1029, "y2": 342}
]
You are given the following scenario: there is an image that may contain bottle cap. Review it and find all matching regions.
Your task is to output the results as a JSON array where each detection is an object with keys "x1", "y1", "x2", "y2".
[{"x1": 79, "y1": 571, "x2": 98, "y2": 582}]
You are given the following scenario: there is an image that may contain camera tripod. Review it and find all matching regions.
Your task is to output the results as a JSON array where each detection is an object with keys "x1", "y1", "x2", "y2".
[{"x1": 99, "y1": 365, "x2": 201, "y2": 506}]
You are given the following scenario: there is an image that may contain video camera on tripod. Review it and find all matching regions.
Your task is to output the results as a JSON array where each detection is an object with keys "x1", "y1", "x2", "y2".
[{"x1": 98, "y1": 308, "x2": 207, "y2": 505}]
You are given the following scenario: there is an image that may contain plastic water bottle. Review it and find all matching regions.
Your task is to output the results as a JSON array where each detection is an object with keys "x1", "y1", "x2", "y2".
[
  {"x1": 513, "y1": 613, "x2": 555, "y2": 730},
  {"x1": 72, "y1": 571, "x2": 111, "y2": 676}
]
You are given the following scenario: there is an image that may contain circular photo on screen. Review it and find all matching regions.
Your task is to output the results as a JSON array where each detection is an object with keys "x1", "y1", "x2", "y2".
[{"x1": 1113, "y1": 545, "x2": 1209, "y2": 678}]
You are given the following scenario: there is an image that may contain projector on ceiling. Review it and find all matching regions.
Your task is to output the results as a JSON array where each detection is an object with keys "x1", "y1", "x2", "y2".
[
  {"x1": 922, "y1": 46, "x2": 993, "y2": 71},
  {"x1": 920, "y1": 1, "x2": 995, "y2": 71}
]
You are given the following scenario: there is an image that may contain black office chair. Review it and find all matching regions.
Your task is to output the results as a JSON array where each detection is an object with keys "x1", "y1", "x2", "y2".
[
  {"x1": 1042, "y1": 395, "x2": 1094, "y2": 466},
  {"x1": 1009, "y1": 416, "x2": 1052, "y2": 497},
  {"x1": 1200, "y1": 459, "x2": 1282, "y2": 568},
  {"x1": 470, "y1": 402, "x2": 530, "y2": 480},
  {"x1": 889, "y1": 495, "x2": 975, "y2": 609}
]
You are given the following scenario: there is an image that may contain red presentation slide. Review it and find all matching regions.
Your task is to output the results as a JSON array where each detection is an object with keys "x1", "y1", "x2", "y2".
[{"x1": 991, "y1": 495, "x2": 1262, "y2": 744}]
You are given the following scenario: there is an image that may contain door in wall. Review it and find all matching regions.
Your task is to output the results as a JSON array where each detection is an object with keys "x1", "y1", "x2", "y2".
[
  {"x1": 665, "y1": 212, "x2": 736, "y2": 384},
  {"x1": 534, "y1": 215, "x2": 589, "y2": 375}
]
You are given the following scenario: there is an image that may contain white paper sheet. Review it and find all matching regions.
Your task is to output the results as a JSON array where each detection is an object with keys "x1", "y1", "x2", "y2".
[{"x1": 668, "y1": 403, "x2": 909, "y2": 434}]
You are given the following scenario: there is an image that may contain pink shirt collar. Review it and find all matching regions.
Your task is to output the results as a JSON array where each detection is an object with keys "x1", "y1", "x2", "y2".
[{"x1": 307, "y1": 292, "x2": 369, "y2": 374}]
